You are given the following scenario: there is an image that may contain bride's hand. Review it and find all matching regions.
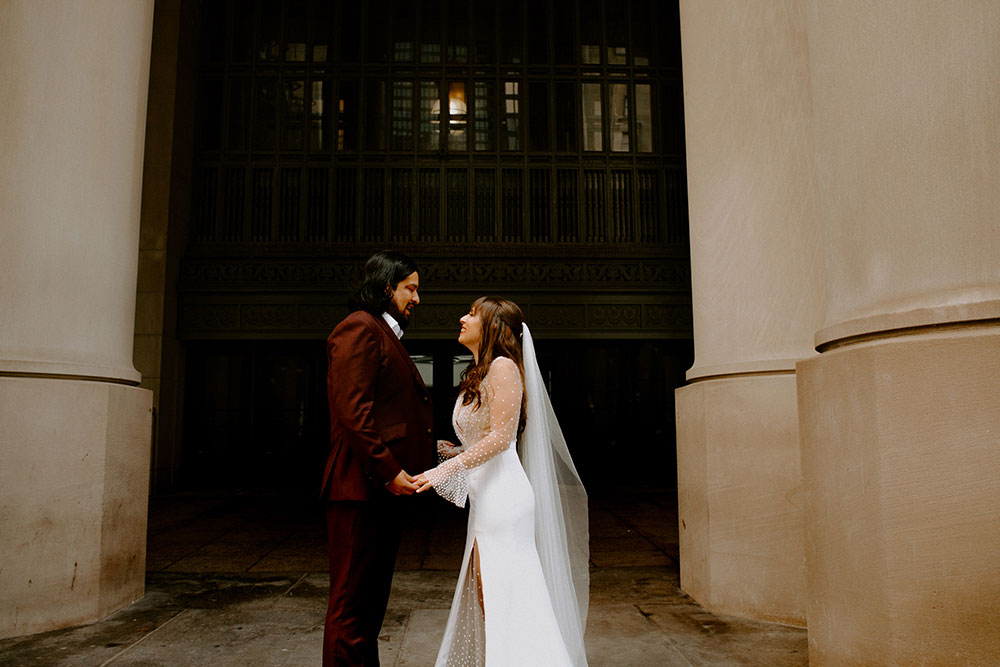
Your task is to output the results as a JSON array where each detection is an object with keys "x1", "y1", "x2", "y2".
[
  {"x1": 413, "y1": 472, "x2": 433, "y2": 493},
  {"x1": 437, "y1": 440, "x2": 460, "y2": 459}
]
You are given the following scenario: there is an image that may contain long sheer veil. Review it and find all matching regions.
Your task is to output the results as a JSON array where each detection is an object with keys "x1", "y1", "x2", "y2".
[{"x1": 519, "y1": 324, "x2": 590, "y2": 666}]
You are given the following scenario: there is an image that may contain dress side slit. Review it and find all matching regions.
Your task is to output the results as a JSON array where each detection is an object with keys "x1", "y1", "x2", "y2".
[{"x1": 471, "y1": 538, "x2": 484, "y2": 616}]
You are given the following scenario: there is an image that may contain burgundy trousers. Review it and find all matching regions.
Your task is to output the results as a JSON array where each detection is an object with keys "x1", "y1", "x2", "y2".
[{"x1": 323, "y1": 499, "x2": 404, "y2": 666}]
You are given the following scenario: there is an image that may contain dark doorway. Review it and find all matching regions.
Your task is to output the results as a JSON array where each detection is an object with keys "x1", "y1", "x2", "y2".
[
  {"x1": 181, "y1": 340, "x2": 328, "y2": 493},
  {"x1": 164, "y1": 0, "x2": 690, "y2": 494},
  {"x1": 179, "y1": 337, "x2": 691, "y2": 493},
  {"x1": 532, "y1": 338, "x2": 692, "y2": 486}
]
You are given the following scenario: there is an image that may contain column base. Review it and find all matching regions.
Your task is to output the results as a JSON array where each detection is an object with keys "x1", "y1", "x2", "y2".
[
  {"x1": 0, "y1": 377, "x2": 152, "y2": 639},
  {"x1": 797, "y1": 325, "x2": 1000, "y2": 664},
  {"x1": 676, "y1": 373, "x2": 806, "y2": 625}
]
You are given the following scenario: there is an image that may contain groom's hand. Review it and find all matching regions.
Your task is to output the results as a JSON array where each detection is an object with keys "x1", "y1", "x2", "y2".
[{"x1": 386, "y1": 470, "x2": 419, "y2": 495}]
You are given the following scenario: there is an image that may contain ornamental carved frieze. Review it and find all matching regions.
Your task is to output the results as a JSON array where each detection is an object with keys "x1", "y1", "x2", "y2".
[
  {"x1": 645, "y1": 303, "x2": 694, "y2": 329},
  {"x1": 179, "y1": 300, "x2": 693, "y2": 339},
  {"x1": 640, "y1": 262, "x2": 690, "y2": 285},
  {"x1": 180, "y1": 260, "x2": 359, "y2": 289},
  {"x1": 529, "y1": 304, "x2": 588, "y2": 328},
  {"x1": 179, "y1": 256, "x2": 691, "y2": 293},
  {"x1": 242, "y1": 305, "x2": 297, "y2": 329},
  {"x1": 299, "y1": 305, "x2": 350, "y2": 330},
  {"x1": 411, "y1": 303, "x2": 470, "y2": 330},
  {"x1": 180, "y1": 304, "x2": 240, "y2": 331},
  {"x1": 178, "y1": 253, "x2": 692, "y2": 338},
  {"x1": 587, "y1": 305, "x2": 642, "y2": 329}
]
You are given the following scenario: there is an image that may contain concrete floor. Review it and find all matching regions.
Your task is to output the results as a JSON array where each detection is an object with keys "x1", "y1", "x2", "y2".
[{"x1": 0, "y1": 487, "x2": 806, "y2": 666}]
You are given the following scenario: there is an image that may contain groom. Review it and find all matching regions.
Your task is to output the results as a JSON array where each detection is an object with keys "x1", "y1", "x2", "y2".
[{"x1": 322, "y1": 250, "x2": 434, "y2": 666}]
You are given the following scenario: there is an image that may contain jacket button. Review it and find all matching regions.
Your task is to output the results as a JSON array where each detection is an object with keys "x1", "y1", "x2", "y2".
[
  {"x1": 426, "y1": 428, "x2": 432, "y2": 435},
  {"x1": 422, "y1": 396, "x2": 429, "y2": 402}
]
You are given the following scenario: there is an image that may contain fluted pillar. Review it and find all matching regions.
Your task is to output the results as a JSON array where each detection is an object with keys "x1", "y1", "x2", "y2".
[
  {"x1": 798, "y1": 2, "x2": 1000, "y2": 663},
  {"x1": 0, "y1": 0, "x2": 155, "y2": 638},
  {"x1": 675, "y1": 1, "x2": 824, "y2": 624}
]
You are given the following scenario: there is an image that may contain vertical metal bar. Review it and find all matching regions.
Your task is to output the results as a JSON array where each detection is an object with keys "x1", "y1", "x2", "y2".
[
  {"x1": 270, "y1": 165, "x2": 281, "y2": 242},
  {"x1": 326, "y1": 166, "x2": 335, "y2": 242},
  {"x1": 441, "y1": 166, "x2": 448, "y2": 242},
  {"x1": 492, "y1": 166, "x2": 499, "y2": 241},
  {"x1": 549, "y1": 167, "x2": 556, "y2": 242},
  {"x1": 410, "y1": 166, "x2": 417, "y2": 241},
  {"x1": 353, "y1": 167, "x2": 362, "y2": 243}
]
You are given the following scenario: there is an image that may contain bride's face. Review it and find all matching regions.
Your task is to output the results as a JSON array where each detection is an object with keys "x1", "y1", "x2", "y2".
[{"x1": 458, "y1": 308, "x2": 483, "y2": 354}]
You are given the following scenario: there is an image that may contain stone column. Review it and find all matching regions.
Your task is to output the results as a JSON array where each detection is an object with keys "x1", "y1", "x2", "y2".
[
  {"x1": 675, "y1": 0, "x2": 824, "y2": 624},
  {"x1": 798, "y1": 1, "x2": 1000, "y2": 663},
  {"x1": 0, "y1": 0, "x2": 155, "y2": 638},
  {"x1": 136, "y1": 0, "x2": 192, "y2": 494}
]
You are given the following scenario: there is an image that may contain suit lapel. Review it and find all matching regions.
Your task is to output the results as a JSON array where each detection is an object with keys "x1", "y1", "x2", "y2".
[{"x1": 372, "y1": 313, "x2": 428, "y2": 393}]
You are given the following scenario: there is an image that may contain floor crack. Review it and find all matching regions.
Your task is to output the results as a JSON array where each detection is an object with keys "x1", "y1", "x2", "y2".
[{"x1": 100, "y1": 609, "x2": 189, "y2": 666}]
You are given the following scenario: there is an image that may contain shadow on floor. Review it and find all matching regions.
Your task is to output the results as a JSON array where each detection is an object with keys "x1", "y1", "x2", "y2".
[{"x1": 0, "y1": 487, "x2": 807, "y2": 666}]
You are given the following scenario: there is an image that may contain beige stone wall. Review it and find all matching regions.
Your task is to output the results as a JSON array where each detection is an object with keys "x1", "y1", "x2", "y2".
[
  {"x1": 798, "y1": 330, "x2": 1000, "y2": 664},
  {"x1": 798, "y1": 1, "x2": 1000, "y2": 663},
  {"x1": 803, "y1": 1, "x2": 1000, "y2": 341},
  {"x1": 0, "y1": 1, "x2": 153, "y2": 384},
  {"x1": 678, "y1": 3, "x2": 999, "y2": 659},
  {"x1": 675, "y1": 0, "x2": 824, "y2": 625},
  {"x1": 0, "y1": 380, "x2": 151, "y2": 637},
  {"x1": 680, "y1": 1, "x2": 825, "y2": 381},
  {"x1": 677, "y1": 375, "x2": 806, "y2": 624},
  {"x1": 0, "y1": 0, "x2": 155, "y2": 639}
]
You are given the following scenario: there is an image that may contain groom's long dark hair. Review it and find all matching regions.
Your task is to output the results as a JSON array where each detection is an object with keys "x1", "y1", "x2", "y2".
[{"x1": 348, "y1": 250, "x2": 418, "y2": 315}]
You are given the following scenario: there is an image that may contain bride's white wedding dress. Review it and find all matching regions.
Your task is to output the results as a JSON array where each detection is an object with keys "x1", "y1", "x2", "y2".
[{"x1": 425, "y1": 355, "x2": 587, "y2": 666}]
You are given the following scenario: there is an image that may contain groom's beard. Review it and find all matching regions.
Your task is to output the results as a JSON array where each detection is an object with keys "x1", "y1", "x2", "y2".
[{"x1": 386, "y1": 301, "x2": 411, "y2": 330}]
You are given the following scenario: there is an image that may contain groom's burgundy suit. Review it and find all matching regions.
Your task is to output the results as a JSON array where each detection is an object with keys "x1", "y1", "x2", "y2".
[{"x1": 323, "y1": 310, "x2": 434, "y2": 666}]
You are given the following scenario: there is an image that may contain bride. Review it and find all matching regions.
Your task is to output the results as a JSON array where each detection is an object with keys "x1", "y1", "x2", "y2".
[{"x1": 414, "y1": 297, "x2": 590, "y2": 667}]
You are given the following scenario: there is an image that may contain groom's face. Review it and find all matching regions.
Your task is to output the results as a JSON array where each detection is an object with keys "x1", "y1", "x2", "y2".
[{"x1": 387, "y1": 271, "x2": 420, "y2": 325}]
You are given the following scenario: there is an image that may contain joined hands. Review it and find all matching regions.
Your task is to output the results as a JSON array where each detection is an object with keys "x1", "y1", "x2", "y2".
[
  {"x1": 408, "y1": 440, "x2": 463, "y2": 495},
  {"x1": 385, "y1": 469, "x2": 434, "y2": 495},
  {"x1": 386, "y1": 470, "x2": 419, "y2": 495},
  {"x1": 413, "y1": 472, "x2": 433, "y2": 494},
  {"x1": 389, "y1": 440, "x2": 460, "y2": 495}
]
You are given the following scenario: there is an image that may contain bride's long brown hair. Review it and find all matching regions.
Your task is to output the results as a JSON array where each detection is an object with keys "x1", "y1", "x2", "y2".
[{"x1": 458, "y1": 296, "x2": 527, "y2": 435}]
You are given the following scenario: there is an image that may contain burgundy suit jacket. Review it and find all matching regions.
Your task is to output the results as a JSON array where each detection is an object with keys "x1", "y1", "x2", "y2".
[{"x1": 322, "y1": 310, "x2": 435, "y2": 501}]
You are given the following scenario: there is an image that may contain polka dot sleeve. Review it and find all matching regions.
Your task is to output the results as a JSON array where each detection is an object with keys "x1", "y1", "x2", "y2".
[{"x1": 424, "y1": 357, "x2": 523, "y2": 507}]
